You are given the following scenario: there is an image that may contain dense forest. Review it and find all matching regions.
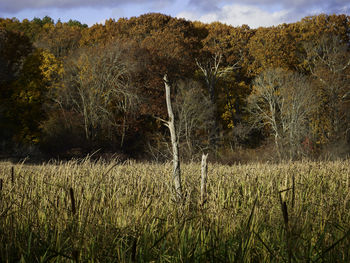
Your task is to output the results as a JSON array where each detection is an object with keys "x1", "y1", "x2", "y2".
[{"x1": 0, "y1": 13, "x2": 350, "y2": 162}]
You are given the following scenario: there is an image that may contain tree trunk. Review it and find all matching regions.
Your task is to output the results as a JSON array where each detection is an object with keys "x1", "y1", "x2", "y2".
[
  {"x1": 200, "y1": 153, "x2": 208, "y2": 205},
  {"x1": 164, "y1": 74, "x2": 182, "y2": 202},
  {"x1": 208, "y1": 82, "x2": 219, "y2": 151}
]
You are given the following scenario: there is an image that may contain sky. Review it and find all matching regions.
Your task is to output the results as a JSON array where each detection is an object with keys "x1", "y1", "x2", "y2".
[{"x1": 0, "y1": 0, "x2": 349, "y2": 28}]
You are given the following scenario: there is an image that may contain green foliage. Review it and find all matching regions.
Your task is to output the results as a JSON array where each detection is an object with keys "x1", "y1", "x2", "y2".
[
  {"x1": 32, "y1": 16, "x2": 55, "y2": 27},
  {"x1": 11, "y1": 51, "x2": 48, "y2": 144},
  {"x1": 66, "y1": 19, "x2": 88, "y2": 28}
]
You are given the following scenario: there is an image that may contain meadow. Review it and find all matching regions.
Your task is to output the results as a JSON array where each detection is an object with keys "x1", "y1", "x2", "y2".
[{"x1": 1, "y1": 159, "x2": 350, "y2": 262}]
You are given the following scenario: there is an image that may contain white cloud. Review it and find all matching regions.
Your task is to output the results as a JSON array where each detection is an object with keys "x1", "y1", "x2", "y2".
[
  {"x1": 185, "y1": 0, "x2": 350, "y2": 28},
  {"x1": 189, "y1": 0, "x2": 350, "y2": 11},
  {"x1": 178, "y1": 4, "x2": 292, "y2": 28}
]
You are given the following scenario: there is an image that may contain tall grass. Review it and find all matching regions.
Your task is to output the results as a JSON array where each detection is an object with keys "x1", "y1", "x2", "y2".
[{"x1": 1, "y1": 159, "x2": 350, "y2": 262}]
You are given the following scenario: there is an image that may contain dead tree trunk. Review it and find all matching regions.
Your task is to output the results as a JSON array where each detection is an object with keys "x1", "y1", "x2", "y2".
[
  {"x1": 164, "y1": 74, "x2": 182, "y2": 201},
  {"x1": 200, "y1": 153, "x2": 208, "y2": 205}
]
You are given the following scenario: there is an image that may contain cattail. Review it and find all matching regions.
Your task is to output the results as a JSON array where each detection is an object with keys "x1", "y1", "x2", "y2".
[
  {"x1": 279, "y1": 191, "x2": 289, "y2": 228},
  {"x1": 72, "y1": 249, "x2": 79, "y2": 262},
  {"x1": 282, "y1": 201, "x2": 289, "y2": 226},
  {"x1": 64, "y1": 194, "x2": 67, "y2": 208},
  {"x1": 131, "y1": 237, "x2": 137, "y2": 262},
  {"x1": 291, "y1": 174, "x2": 295, "y2": 209},
  {"x1": 11, "y1": 166, "x2": 14, "y2": 185},
  {"x1": 69, "y1": 187, "x2": 76, "y2": 216}
]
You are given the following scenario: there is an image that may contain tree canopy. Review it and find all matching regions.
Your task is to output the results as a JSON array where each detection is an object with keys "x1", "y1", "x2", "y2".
[{"x1": 1, "y1": 13, "x2": 350, "y2": 160}]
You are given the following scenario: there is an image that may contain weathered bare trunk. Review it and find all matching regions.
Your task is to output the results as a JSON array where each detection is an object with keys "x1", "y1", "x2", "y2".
[
  {"x1": 164, "y1": 74, "x2": 182, "y2": 201},
  {"x1": 200, "y1": 153, "x2": 208, "y2": 205}
]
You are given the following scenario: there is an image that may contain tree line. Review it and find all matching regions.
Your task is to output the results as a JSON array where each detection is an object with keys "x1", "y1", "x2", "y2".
[{"x1": 0, "y1": 13, "x2": 350, "y2": 161}]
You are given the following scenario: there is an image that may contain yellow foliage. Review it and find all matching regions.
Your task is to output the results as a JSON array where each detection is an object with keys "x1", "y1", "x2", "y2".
[
  {"x1": 221, "y1": 91, "x2": 236, "y2": 129},
  {"x1": 39, "y1": 50, "x2": 63, "y2": 87}
]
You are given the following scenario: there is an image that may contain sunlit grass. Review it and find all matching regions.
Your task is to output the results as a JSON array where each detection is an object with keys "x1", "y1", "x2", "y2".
[{"x1": 1, "y1": 159, "x2": 350, "y2": 262}]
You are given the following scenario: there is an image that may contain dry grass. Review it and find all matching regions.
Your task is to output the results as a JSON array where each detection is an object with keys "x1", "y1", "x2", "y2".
[{"x1": 1, "y1": 159, "x2": 350, "y2": 262}]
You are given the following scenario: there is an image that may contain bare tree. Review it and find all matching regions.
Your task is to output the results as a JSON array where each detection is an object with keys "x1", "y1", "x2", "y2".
[
  {"x1": 58, "y1": 43, "x2": 139, "y2": 147},
  {"x1": 174, "y1": 79, "x2": 214, "y2": 159},
  {"x1": 200, "y1": 153, "x2": 208, "y2": 205},
  {"x1": 196, "y1": 51, "x2": 240, "y2": 149},
  {"x1": 247, "y1": 68, "x2": 316, "y2": 159},
  {"x1": 157, "y1": 77, "x2": 212, "y2": 201},
  {"x1": 303, "y1": 34, "x2": 350, "y2": 143},
  {"x1": 163, "y1": 74, "x2": 182, "y2": 201},
  {"x1": 280, "y1": 73, "x2": 318, "y2": 158}
]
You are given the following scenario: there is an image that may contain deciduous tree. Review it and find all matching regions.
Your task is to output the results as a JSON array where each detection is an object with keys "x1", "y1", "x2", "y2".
[
  {"x1": 303, "y1": 33, "x2": 350, "y2": 144},
  {"x1": 174, "y1": 79, "x2": 214, "y2": 159},
  {"x1": 247, "y1": 68, "x2": 316, "y2": 159},
  {"x1": 55, "y1": 42, "x2": 139, "y2": 149}
]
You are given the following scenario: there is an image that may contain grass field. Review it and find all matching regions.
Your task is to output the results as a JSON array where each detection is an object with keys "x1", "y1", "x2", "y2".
[{"x1": 1, "y1": 159, "x2": 350, "y2": 262}]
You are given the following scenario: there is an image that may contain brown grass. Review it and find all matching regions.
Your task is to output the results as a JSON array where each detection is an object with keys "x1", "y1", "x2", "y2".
[{"x1": 0, "y1": 159, "x2": 350, "y2": 262}]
